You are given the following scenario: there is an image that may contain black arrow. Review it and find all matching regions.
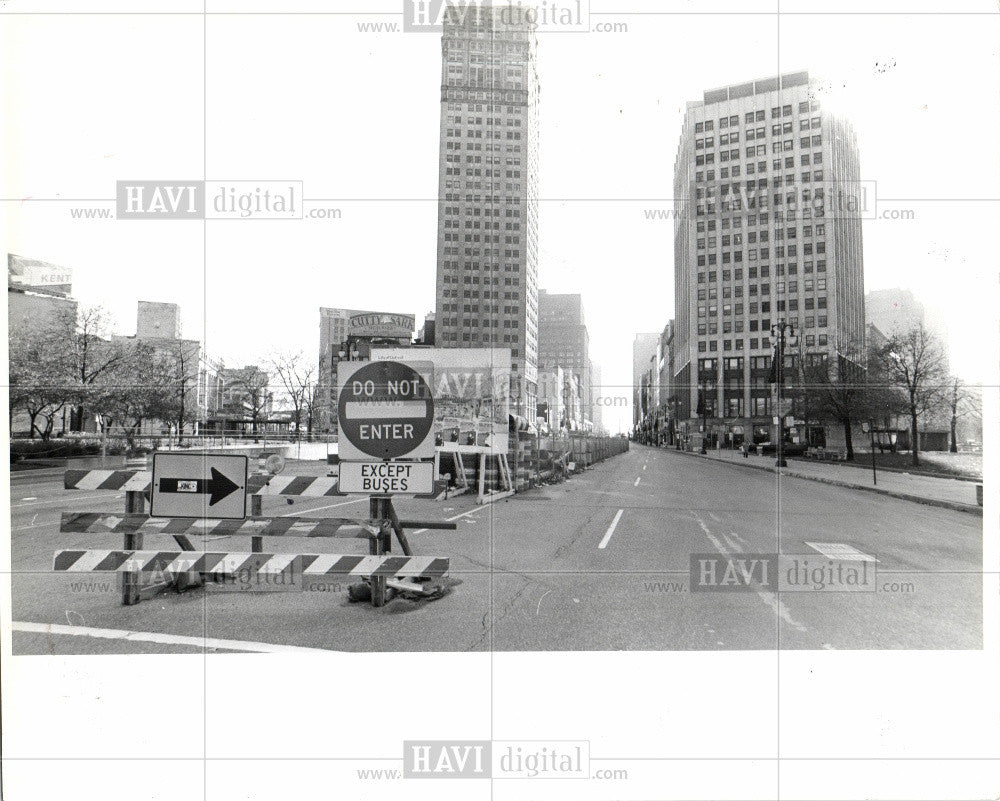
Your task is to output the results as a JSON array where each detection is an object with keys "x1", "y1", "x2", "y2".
[{"x1": 158, "y1": 467, "x2": 241, "y2": 506}]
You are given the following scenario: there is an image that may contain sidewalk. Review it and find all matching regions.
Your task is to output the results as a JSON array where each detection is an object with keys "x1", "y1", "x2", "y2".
[{"x1": 677, "y1": 446, "x2": 983, "y2": 515}]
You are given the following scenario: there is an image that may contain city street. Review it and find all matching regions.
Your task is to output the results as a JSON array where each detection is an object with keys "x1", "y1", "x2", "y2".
[{"x1": 10, "y1": 446, "x2": 982, "y2": 654}]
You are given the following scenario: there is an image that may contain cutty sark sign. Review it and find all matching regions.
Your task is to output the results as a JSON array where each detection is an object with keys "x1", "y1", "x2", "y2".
[{"x1": 348, "y1": 312, "x2": 415, "y2": 338}]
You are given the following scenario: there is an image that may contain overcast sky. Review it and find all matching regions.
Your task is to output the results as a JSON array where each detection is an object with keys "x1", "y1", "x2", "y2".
[{"x1": 4, "y1": 1, "x2": 999, "y2": 433}]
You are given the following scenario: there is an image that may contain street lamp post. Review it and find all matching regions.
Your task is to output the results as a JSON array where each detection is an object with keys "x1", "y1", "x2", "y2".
[{"x1": 769, "y1": 320, "x2": 798, "y2": 468}]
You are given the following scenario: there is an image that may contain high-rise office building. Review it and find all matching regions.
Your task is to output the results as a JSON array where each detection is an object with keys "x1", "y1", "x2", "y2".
[
  {"x1": 434, "y1": 2, "x2": 540, "y2": 415},
  {"x1": 537, "y1": 290, "x2": 592, "y2": 423},
  {"x1": 672, "y1": 70, "x2": 865, "y2": 442},
  {"x1": 632, "y1": 332, "x2": 658, "y2": 428}
]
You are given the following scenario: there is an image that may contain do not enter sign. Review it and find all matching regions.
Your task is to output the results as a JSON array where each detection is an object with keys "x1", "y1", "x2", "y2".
[{"x1": 336, "y1": 360, "x2": 435, "y2": 461}]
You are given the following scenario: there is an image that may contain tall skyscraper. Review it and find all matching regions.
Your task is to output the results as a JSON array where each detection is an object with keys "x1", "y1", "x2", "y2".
[
  {"x1": 632, "y1": 332, "x2": 658, "y2": 428},
  {"x1": 672, "y1": 70, "x2": 865, "y2": 441},
  {"x1": 434, "y1": 2, "x2": 540, "y2": 415},
  {"x1": 537, "y1": 290, "x2": 592, "y2": 423}
]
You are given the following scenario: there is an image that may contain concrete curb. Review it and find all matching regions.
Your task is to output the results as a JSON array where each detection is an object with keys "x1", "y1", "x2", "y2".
[{"x1": 659, "y1": 446, "x2": 982, "y2": 517}]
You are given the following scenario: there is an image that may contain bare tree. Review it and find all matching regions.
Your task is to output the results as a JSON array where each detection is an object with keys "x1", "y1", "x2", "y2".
[
  {"x1": 70, "y1": 306, "x2": 124, "y2": 432},
  {"x1": 792, "y1": 339, "x2": 872, "y2": 459},
  {"x1": 162, "y1": 340, "x2": 200, "y2": 445},
  {"x1": 947, "y1": 378, "x2": 982, "y2": 453},
  {"x1": 873, "y1": 321, "x2": 948, "y2": 467},
  {"x1": 270, "y1": 351, "x2": 315, "y2": 441},
  {"x1": 9, "y1": 317, "x2": 76, "y2": 440},
  {"x1": 91, "y1": 342, "x2": 176, "y2": 453},
  {"x1": 224, "y1": 366, "x2": 270, "y2": 439}
]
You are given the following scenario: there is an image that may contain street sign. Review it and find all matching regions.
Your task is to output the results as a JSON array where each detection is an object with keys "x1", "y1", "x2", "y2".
[
  {"x1": 338, "y1": 461, "x2": 434, "y2": 494},
  {"x1": 337, "y1": 360, "x2": 435, "y2": 461},
  {"x1": 150, "y1": 453, "x2": 248, "y2": 519}
]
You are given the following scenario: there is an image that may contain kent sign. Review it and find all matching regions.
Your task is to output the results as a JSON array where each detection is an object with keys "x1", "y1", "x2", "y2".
[{"x1": 336, "y1": 360, "x2": 435, "y2": 462}]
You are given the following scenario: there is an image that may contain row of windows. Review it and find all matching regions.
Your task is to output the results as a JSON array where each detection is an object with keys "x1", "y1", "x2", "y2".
[
  {"x1": 695, "y1": 135, "x2": 822, "y2": 166},
  {"x1": 439, "y1": 330, "x2": 522, "y2": 346},
  {"x1": 697, "y1": 333, "x2": 829, "y2": 353},
  {"x1": 443, "y1": 141, "x2": 526, "y2": 152},
  {"x1": 695, "y1": 213, "x2": 816, "y2": 231},
  {"x1": 696, "y1": 312, "x2": 829, "y2": 329},
  {"x1": 440, "y1": 288, "x2": 522, "y2": 300},
  {"x1": 695, "y1": 118, "x2": 821, "y2": 148},
  {"x1": 696, "y1": 200, "x2": 827, "y2": 217},
  {"x1": 442, "y1": 232, "x2": 524, "y2": 244},
  {"x1": 696, "y1": 153, "x2": 823, "y2": 181},
  {"x1": 443, "y1": 168, "x2": 523, "y2": 178},
  {"x1": 698, "y1": 224, "x2": 826, "y2": 245},
  {"x1": 697, "y1": 263, "x2": 828, "y2": 283},
  {"x1": 445, "y1": 115, "x2": 523, "y2": 125},
  {"x1": 442, "y1": 206, "x2": 522, "y2": 216},
  {"x1": 443, "y1": 155, "x2": 523, "y2": 165},
  {"x1": 441, "y1": 315, "x2": 521, "y2": 328},
  {"x1": 440, "y1": 269, "x2": 522, "y2": 282},
  {"x1": 445, "y1": 102, "x2": 524, "y2": 113},
  {"x1": 441, "y1": 192, "x2": 528, "y2": 203},
  {"x1": 445, "y1": 127, "x2": 524, "y2": 138},
  {"x1": 699, "y1": 286, "x2": 828, "y2": 304},
  {"x1": 697, "y1": 171, "x2": 825, "y2": 193},
  {"x1": 695, "y1": 243, "x2": 827, "y2": 264},
  {"x1": 441, "y1": 217, "x2": 523, "y2": 231},
  {"x1": 694, "y1": 100, "x2": 820, "y2": 133},
  {"x1": 699, "y1": 353, "x2": 828, "y2": 373}
]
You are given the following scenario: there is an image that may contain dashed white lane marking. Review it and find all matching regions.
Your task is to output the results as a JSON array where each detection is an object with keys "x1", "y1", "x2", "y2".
[
  {"x1": 21, "y1": 497, "x2": 37, "y2": 501},
  {"x1": 12, "y1": 521, "x2": 57, "y2": 532},
  {"x1": 642, "y1": 464, "x2": 647, "y2": 471},
  {"x1": 12, "y1": 621, "x2": 334, "y2": 654},
  {"x1": 804, "y1": 542, "x2": 879, "y2": 562},
  {"x1": 729, "y1": 531, "x2": 750, "y2": 548},
  {"x1": 691, "y1": 512, "x2": 807, "y2": 633},
  {"x1": 598, "y1": 509, "x2": 625, "y2": 550},
  {"x1": 536, "y1": 589, "x2": 553, "y2": 616},
  {"x1": 634, "y1": 477, "x2": 641, "y2": 486}
]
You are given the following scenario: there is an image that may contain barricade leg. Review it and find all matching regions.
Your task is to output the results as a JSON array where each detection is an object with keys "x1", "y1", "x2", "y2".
[
  {"x1": 250, "y1": 495, "x2": 264, "y2": 553},
  {"x1": 369, "y1": 496, "x2": 391, "y2": 607},
  {"x1": 122, "y1": 490, "x2": 144, "y2": 605}
]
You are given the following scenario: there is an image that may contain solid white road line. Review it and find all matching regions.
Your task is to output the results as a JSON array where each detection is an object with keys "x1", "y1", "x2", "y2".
[
  {"x1": 279, "y1": 497, "x2": 366, "y2": 517},
  {"x1": 411, "y1": 505, "x2": 484, "y2": 535},
  {"x1": 634, "y1": 477, "x2": 641, "y2": 486},
  {"x1": 598, "y1": 509, "x2": 625, "y2": 550},
  {"x1": 12, "y1": 621, "x2": 335, "y2": 654}
]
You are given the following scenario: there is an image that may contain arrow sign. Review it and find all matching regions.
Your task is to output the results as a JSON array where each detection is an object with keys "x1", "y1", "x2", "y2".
[
  {"x1": 150, "y1": 454, "x2": 248, "y2": 520},
  {"x1": 158, "y1": 468, "x2": 240, "y2": 506}
]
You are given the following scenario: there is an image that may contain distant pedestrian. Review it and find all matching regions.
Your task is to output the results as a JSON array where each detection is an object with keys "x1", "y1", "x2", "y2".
[{"x1": 741, "y1": 441, "x2": 750, "y2": 458}]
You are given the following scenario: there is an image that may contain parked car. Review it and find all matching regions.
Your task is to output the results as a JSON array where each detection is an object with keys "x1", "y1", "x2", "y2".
[{"x1": 757, "y1": 440, "x2": 808, "y2": 456}]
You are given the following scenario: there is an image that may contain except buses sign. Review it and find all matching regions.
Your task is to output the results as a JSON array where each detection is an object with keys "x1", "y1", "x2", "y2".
[{"x1": 336, "y1": 360, "x2": 435, "y2": 461}]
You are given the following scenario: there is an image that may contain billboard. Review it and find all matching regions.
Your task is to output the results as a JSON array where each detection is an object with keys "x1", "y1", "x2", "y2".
[
  {"x1": 348, "y1": 312, "x2": 415, "y2": 339},
  {"x1": 7, "y1": 254, "x2": 73, "y2": 297},
  {"x1": 371, "y1": 347, "x2": 511, "y2": 452}
]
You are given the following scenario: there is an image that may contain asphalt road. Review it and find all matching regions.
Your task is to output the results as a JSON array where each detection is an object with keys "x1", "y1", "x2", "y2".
[{"x1": 9, "y1": 446, "x2": 983, "y2": 653}]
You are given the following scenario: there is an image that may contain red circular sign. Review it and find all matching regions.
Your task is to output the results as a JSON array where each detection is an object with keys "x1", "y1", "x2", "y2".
[{"x1": 337, "y1": 361, "x2": 434, "y2": 459}]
